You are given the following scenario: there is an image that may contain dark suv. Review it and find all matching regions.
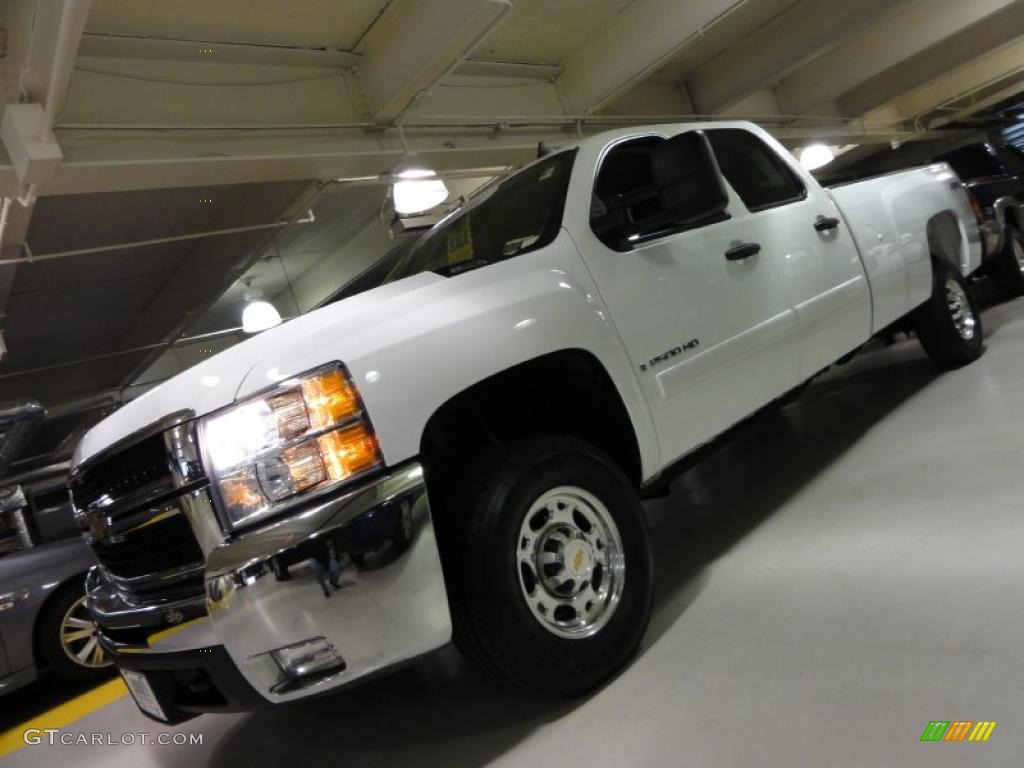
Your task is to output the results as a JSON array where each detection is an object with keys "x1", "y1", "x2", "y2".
[{"x1": 933, "y1": 141, "x2": 1024, "y2": 296}]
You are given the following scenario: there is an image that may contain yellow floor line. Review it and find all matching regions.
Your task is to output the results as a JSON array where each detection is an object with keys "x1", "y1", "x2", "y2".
[{"x1": 0, "y1": 677, "x2": 127, "y2": 758}]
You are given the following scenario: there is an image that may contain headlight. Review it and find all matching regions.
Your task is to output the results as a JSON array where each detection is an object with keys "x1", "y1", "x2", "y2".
[{"x1": 201, "y1": 364, "x2": 382, "y2": 530}]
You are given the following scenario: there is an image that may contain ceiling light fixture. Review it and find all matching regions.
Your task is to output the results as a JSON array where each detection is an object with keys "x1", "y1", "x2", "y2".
[
  {"x1": 798, "y1": 144, "x2": 834, "y2": 171},
  {"x1": 390, "y1": 158, "x2": 449, "y2": 215},
  {"x1": 241, "y1": 281, "x2": 281, "y2": 334}
]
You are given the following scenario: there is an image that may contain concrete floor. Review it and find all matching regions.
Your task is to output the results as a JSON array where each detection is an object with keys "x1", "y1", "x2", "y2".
[{"x1": 8, "y1": 292, "x2": 1024, "y2": 767}]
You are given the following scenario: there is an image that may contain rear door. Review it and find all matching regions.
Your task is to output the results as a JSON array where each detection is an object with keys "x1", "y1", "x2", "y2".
[
  {"x1": 706, "y1": 128, "x2": 871, "y2": 379},
  {"x1": 576, "y1": 131, "x2": 800, "y2": 467}
]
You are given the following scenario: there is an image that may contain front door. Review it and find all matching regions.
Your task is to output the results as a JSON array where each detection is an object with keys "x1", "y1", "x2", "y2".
[{"x1": 577, "y1": 133, "x2": 801, "y2": 467}]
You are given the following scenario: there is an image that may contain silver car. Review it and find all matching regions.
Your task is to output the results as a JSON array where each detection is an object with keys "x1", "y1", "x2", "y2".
[{"x1": 0, "y1": 471, "x2": 111, "y2": 694}]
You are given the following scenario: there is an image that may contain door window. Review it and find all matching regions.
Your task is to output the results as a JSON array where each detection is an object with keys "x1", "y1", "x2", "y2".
[
  {"x1": 590, "y1": 135, "x2": 728, "y2": 248},
  {"x1": 706, "y1": 129, "x2": 806, "y2": 212}
]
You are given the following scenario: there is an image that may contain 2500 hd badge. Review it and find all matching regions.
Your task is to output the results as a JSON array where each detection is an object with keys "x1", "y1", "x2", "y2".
[{"x1": 639, "y1": 339, "x2": 701, "y2": 372}]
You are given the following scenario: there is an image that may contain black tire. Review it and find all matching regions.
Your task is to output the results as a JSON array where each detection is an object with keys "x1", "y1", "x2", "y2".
[
  {"x1": 444, "y1": 436, "x2": 653, "y2": 698},
  {"x1": 988, "y1": 227, "x2": 1024, "y2": 298},
  {"x1": 38, "y1": 582, "x2": 113, "y2": 682},
  {"x1": 912, "y1": 259, "x2": 983, "y2": 369}
]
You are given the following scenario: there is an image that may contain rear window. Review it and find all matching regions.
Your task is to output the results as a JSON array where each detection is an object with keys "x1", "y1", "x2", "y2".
[{"x1": 706, "y1": 129, "x2": 806, "y2": 211}]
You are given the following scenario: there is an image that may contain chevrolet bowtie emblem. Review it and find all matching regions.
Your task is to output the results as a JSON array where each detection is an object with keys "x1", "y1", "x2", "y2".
[{"x1": 88, "y1": 514, "x2": 111, "y2": 540}]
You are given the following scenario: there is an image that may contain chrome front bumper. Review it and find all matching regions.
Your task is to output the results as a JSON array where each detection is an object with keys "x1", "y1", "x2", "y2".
[{"x1": 88, "y1": 462, "x2": 451, "y2": 713}]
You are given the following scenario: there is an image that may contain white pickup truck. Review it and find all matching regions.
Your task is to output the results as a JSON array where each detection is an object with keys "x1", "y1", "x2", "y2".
[{"x1": 73, "y1": 121, "x2": 982, "y2": 723}]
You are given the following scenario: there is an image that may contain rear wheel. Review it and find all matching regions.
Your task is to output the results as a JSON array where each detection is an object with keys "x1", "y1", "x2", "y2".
[
  {"x1": 445, "y1": 436, "x2": 652, "y2": 697},
  {"x1": 913, "y1": 259, "x2": 983, "y2": 369},
  {"x1": 989, "y1": 227, "x2": 1024, "y2": 298},
  {"x1": 38, "y1": 584, "x2": 113, "y2": 682}
]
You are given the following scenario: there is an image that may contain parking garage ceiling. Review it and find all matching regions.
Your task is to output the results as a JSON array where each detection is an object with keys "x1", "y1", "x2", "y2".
[
  {"x1": 0, "y1": 0, "x2": 1021, "y2": 466},
  {"x1": 0, "y1": 178, "x2": 312, "y2": 402}
]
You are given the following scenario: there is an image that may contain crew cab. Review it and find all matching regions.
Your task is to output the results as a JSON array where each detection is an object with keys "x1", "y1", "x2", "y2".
[
  {"x1": 71, "y1": 121, "x2": 983, "y2": 723},
  {"x1": 933, "y1": 140, "x2": 1024, "y2": 296}
]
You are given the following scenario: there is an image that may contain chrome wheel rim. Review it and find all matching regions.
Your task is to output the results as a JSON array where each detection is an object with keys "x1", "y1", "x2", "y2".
[
  {"x1": 60, "y1": 595, "x2": 110, "y2": 669},
  {"x1": 516, "y1": 486, "x2": 625, "y2": 639},
  {"x1": 945, "y1": 278, "x2": 976, "y2": 341}
]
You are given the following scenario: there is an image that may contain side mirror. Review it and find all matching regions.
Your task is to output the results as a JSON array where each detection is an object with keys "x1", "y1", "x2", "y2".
[{"x1": 616, "y1": 131, "x2": 729, "y2": 248}]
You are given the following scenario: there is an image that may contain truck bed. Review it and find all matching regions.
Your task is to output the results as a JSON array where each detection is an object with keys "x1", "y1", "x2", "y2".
[{"x1": 827, "y1": 164, "x2": 982, "y2": 332}]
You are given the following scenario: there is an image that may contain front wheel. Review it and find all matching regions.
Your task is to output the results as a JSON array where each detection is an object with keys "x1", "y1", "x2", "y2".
[
  {"x1": 913, "y1": 259, "x2": 983, "y2": 369},
  {"x1": 446, "y1": 436, "x2": 653, "y2": 697}
]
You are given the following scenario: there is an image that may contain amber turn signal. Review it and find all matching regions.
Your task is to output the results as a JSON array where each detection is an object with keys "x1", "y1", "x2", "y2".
[
  {"x1": 319, "y1": 424, "x2": 381, "y2": 482},
  {"x1": 301, "y1": 369, "x2": 360, "y2": 429}
]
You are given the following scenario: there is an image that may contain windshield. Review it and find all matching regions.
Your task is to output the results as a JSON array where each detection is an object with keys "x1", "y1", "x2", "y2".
[{"x1": 384, "y1": 149, "x2": 576, "y2": 284}]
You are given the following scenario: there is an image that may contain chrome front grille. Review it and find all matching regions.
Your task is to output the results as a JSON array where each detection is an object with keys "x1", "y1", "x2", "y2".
[
  {"x1": 89, "y1": 510, "x2": 203, "y2": 579},
  {"x1": 71, "y1": 417, "x2": 206, "y2": 595},
  {"x1": 72, "y1": 432, "x2": 175, "y2": 513}
]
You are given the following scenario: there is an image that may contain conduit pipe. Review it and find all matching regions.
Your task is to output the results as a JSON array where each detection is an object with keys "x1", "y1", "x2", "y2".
[{"x1": 0, "y1": 209, "x2": 315, "y2": 267}]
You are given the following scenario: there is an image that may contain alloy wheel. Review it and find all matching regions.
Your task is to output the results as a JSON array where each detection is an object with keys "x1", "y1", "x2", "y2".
[
  {"x1": 945, "y1": 278, "x2": 976, "y2": 341},
  {"x1": 516, "y1": 486, "x2": 625, "y2": 639},
  {"x1": 60, "y1": 595, "x2": 110, "y2": 669}
]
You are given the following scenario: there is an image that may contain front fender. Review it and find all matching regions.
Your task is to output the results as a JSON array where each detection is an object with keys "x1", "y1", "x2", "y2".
[{"x1": 238, "y1": 231, "x2": 660, "y2": 480}]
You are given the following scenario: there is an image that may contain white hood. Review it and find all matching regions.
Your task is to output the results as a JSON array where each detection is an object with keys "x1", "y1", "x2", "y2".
[{"x1": 73, "y1": 272, "x2": 443, "y2": 468}]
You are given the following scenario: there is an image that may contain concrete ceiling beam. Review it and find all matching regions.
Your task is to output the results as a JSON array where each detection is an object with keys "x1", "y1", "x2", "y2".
[
  {"x1": 0, "y1": 0, "x2": 91, "y2": 329},
  {"x1": 839, "y1": 3, "x2": 1024, "y2": 118},
  {"x1": 76, "y1": 32, "x2": 361, "y2": 69},
  {"x1": 686, "y1": 0, "x2": 895, "y2": 114},
  {"x1": 929, "y1": 76, "x2": 1024, "y2": 128},
  {"x1": 776, "y1": 0, "x2": 1021, "y2": 115},
  {"x1": 556, "y1": 0, "x2": 755, "y2": 115},
  {"x1": 0, "y1": 126, "x2": 560, "y2": 196},
  {"x1": 5, "y1": 0, "x2": 92, "y2": 133},
  {"x1": 354, "y1": 0, "x2": 512, "y2": 124},
  {"x1": 0, "y1": 115, "x2": 959, "y2": 199},
  {"x1": 0, "y1": 0, "x2": 91, "y2": 194},
  {"x1": 894, "y1": 37, "x2": 1024, "y2": 120}
]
